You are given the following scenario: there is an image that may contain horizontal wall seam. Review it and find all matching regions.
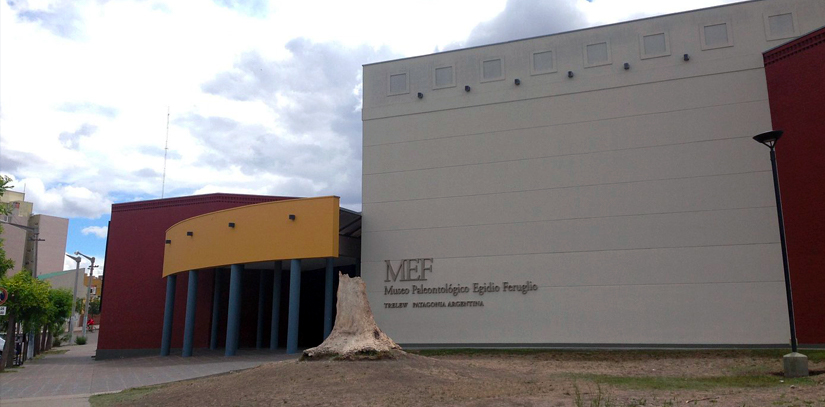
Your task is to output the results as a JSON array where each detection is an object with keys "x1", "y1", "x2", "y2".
[
  {"x1": 362, "y1": 170, "x2": 772, "y2": 205},
  {"x1": 364, "y1": 98, "x2": 766, "y2": 149},
  {"x1": 361, "y1": 242, "x2": 780, "y2": 263},
  {"x1": 398, "y1": 343, "x2": 790, "y2": 349},
  {"x1": 362, "y1": 205, "x2": 776, "y2": 233},
  {"x1": 363, "y1": 66, "x2": 766, "y2": 124},
  {"x1": 368, "y1": 280, "x2": 785, "y2": 292},
  {"x1": 364, "y1": 134, "x2": 762, "y2": 176}
]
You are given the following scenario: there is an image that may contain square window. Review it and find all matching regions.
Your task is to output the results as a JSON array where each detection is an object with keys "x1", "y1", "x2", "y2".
[
  {"x1": 700, "y1": 22, "x2": 733, "y2": 50},
  {"x1": 584, "y1": 41, "x2": 611, "y2": 67},
  {"x1": 434, "y1": 66, "x2": 454, "y2": 89},
  {"x1": 641, "y1": 32, "x2": 670, "y2": 59},
  {"x1": 389, "y1": 73, "x2": 408, "y2": 95},
  {"x1": 765, "y1": 12, "x2": 798, "y2": 41},
  {"x1": 704, "y1": 24, "x2": 728, "y2": 46},
  {"x1": 532, "y1": 50, "x2": 555, "y2": 75},
  {"x1": 481, "y1": 58, "x2": 503, "y2": 82}
]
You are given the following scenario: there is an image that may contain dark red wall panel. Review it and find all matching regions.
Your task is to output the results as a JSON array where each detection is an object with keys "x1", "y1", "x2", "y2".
[
  {"x1": 763, "y1": 28, "x2": 825, "y2": 345},
  {"x1": 97, "y1": 194, "x2": 290, "y2": 351}
]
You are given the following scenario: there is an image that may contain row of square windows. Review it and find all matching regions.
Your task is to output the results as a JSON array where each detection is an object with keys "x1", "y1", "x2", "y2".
[{"x1": 388, "y1": 12, "x2": 799, "y2": 96}]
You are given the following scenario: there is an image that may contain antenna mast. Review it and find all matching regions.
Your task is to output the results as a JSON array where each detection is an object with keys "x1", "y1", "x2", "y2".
[{"x1": 161, "y1": 106, "x2": 170, "y2": 199}]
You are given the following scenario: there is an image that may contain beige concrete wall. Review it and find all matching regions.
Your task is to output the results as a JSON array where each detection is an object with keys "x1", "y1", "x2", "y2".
[
  {"x1": 27, "y1": 215, "x2": 69, "y2": 276},
  {"x1": 1, "y1": 198, "x2": 35, "y2": 277},
  {"x1": 361, "y1": 0, "x2": 825, "y2": 346},
  {"x1": 44, "y1": 269, "x2": 86, "y2": 297},
  {"x1": 2, "y1": 223, "x2": 27, "y2": 277}
]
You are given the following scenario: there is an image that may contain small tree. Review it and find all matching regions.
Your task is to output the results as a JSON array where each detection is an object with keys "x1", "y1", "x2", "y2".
[
  {"x1": 46, "y1": 288, "x2": 73, "y2": 347},
  {"x1": 0, "y1": 270, "x2": 50, "y2": 367},
  {"x1": 75, "y1": 297, "x2": 101, "y2": 317}
]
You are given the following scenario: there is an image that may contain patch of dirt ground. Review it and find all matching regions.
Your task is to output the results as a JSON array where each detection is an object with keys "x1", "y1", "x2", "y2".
[{"x1": 102, "y1": 350, "x2": 825, "y2": 407}]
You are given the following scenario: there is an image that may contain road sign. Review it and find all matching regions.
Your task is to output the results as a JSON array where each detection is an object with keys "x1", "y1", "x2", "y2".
[
  {"x1": 0, "y1": 287, "x2": 7, "y2": 305},
  {"x1": 0, "y1": 306, "x2": 6, "y2": 316}
]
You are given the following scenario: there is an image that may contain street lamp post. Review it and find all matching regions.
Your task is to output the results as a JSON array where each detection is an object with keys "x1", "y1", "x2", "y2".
[
  {"x1": 65, "y1": 254, "x2": 83, "y2": 344},
  {"x1": 75, "y1": 252, "x2": 96, "y2": 337},
  {"x1": 752, "y1": 130, "x2": 808, "y2": 378}
]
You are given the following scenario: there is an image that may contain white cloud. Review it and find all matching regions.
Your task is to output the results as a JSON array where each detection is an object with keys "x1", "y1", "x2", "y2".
[
  {"x1": 81, "y1": 226, "x2": 108, "y2": 238},
  {"x1": 0, "y1": 0, "x2": 743, "y2": 220},
  {"x1": 15, "y1": 177, "x2": 112, "y2": 219}
]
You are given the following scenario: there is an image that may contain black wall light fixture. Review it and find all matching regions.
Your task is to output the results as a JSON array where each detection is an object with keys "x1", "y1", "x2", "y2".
[
  {"x1": 289, "y1": 214, "x2": 296, "y2": 220},
  {"x1": 465, "y1": 85, "x2": 471, "y2": 92},
  {"x1": 514, "y1": 78, "x2": 521, "y2": 85},
  {"x1": 165, "y1": 239, "x2": 172, "y2": 244},
  {"x1": 186, "y1": 231, "x2": 193, "y2": 236},
  {"x1": 568, "y1": 71, "x2": 574, "y2": 78},
  {"x1": 623, "y1": 62, "x2": 630, "y2": 70},
  {"x1": 228, "y1": 222, "x2": 235, "y2": 228},
  {"x1": 684, "y1": 53, "x2": 690, "y2": 61},
  {"x1": 417, "y1": 92, "x2": 423, "y2": 99}
]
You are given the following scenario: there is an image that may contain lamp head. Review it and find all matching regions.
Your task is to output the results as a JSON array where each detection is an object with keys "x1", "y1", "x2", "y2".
[{"x1": 753, "y1": 130, "x2": 783, "y2": 149}]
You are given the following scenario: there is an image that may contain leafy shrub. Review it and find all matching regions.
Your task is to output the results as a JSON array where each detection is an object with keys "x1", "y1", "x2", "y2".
[
  {"x1": 75, "y1": 336, "x2": 87, "y2": 345},
  {"x1": 53, "y1": 333, "x2": 70, "y2": 347}
]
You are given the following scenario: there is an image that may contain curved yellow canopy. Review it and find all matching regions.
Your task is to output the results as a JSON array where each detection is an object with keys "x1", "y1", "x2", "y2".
[{"x1": 162, "y1": 196, "x2": 340, "y2": 277}]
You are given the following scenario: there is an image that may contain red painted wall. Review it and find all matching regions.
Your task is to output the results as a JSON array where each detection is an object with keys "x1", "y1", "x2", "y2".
[
  {"x1": 763, "y1": 28, "x2": 825, "y2": 345},
  {"x1": 97, "y1": 194, "x2": 291, "y2": 352}
]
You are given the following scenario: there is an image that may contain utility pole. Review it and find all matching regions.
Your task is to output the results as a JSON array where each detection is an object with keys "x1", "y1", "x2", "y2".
[
  {"x1": 30, "y1": 232, "x2": 44, "y2": 278},
  {"x1": 0, "y1": 220, "x2": 41, "y2": 276},
  {"x1": 75, "y1": 252, "x2": 96, "y2": 337},
  {"x1": 65, "y1": 254, "x2": 83, "y2": 344}
]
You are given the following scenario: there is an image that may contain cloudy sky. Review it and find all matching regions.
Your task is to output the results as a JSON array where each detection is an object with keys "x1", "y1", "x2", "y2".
[{"x1": 0, "y1": 0, "x2": 741, "y2": 275}]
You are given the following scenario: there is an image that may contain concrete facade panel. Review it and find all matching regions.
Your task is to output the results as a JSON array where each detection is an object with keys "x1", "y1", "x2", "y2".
[
  {"x1": 362, "y1": 207, "x2": 779, "y2": 262},
  {"x1": 365, "y1": 244, "x2": 783, "y2": 290},
  {"x1": 374, "y1": 282, "x2": 788, "y2": 345},
  {"x1": 362, "y1": 171, "x2": 775, "y2": 233},
  {"x1": 364, "y1": 101, "x2": 771, "y2": 175},
  {"x1": 364, "y1": 138, "x2": 770, "y2": 204},
  {"x1": 363, "y1": 69, "x2": 770, "y2": 147},
  {"x1": 362, "y1": 0, "x2": 825, "y2": 347}
]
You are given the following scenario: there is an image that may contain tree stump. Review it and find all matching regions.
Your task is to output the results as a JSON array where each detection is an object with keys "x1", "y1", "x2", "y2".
[{"x1": 302, "y1": 273, "x2": 402, "y2": 360}]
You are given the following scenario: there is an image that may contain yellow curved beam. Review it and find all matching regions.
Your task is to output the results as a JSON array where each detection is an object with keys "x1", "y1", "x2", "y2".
[{"x1": 162, "y1": 196, "x2": 340, "y2": 277}]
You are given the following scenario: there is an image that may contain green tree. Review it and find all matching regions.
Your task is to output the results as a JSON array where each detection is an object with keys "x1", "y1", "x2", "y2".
[
  {"x1": 2, "y1": 270, "x2": 51, "y2": 332},
  {"x1": 47, "y1": 288, "x2": 74, "y2": 336},
  {"x1": 75, "y1": 297, "x2": 101, "y2": 316}
]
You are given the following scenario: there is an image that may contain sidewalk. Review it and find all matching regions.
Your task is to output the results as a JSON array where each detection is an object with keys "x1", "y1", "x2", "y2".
[{"x1": 0, "y1": 328, "x2": 296, "y2": 405}]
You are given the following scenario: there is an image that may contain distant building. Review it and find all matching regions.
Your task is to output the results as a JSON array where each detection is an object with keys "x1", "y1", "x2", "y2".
[
  {"x1": 0, "y1": 191, "x2": 69, "y2": 278},
  {"x1": 37, "y1": 268, "x2": 85, "y2": 294}
]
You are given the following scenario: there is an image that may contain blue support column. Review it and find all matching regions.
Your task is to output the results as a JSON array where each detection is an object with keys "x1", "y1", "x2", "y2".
[
  {"x1": 182, "y1": 270, "x2": 198, "y2": 357},
  {"x1": 270, "y1": 262, "x2": 282, "y2": 350},
  {"x1": 160, "y1": 274, "x2": 177, "y2": 356},
  {"x1": 210, "y1": 269, "x2": 221, "y2": 350},
  {"x1": 286, "y1": 259, "x2": 301, "y2": 354},
  {"x1": 256, "y1": 270, "x2": 266, "y2": 349},
  {"x1": 323, "y1": 258, "x2": 334, "y2": 339},
  {"x1": 225, "y1": 264, "x2": 243, "y2": 356}
]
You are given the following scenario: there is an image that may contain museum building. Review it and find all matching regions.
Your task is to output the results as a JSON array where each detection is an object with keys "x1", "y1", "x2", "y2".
[{"x1": 97, "y1": 0, "x2": 825, "y2": 359}]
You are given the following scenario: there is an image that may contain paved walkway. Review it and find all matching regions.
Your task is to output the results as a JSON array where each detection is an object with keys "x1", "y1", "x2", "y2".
[{"x1": 0, "y1": 328, "x2": 296, "y2": 405}]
